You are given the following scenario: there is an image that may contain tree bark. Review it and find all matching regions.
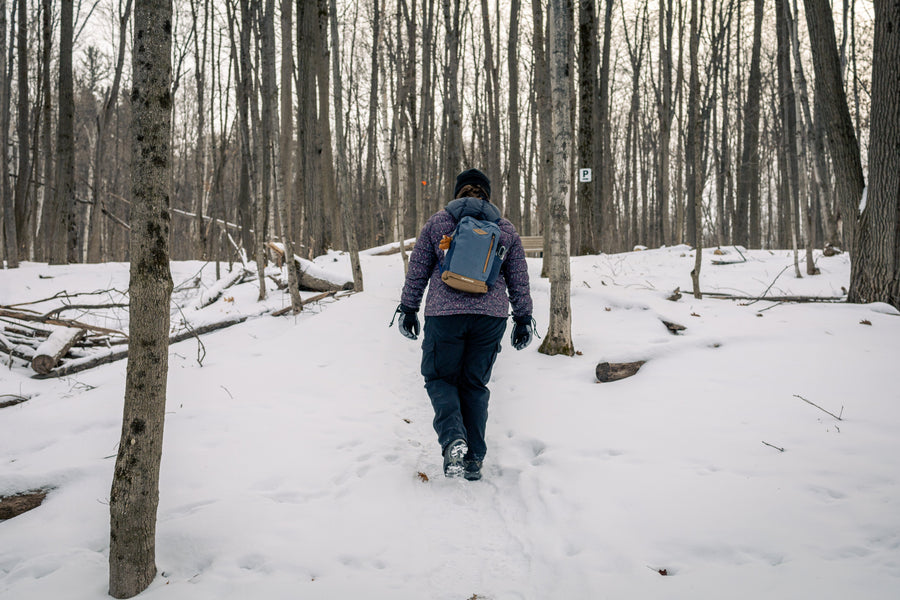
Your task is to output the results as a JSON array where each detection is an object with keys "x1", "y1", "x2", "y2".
[
  {"x1": 441, "y1": 0, "x2": 462, "y2": 189},
  {"x1": 596, "y1": 0, "x2": 614, "y2": 252},
  {"x1": 13, "y1": 0, "x2": 29, "y2": 262},
  {"x1": 50, "y1": 0, "x2": 75, "y2": 265},
  {"x1": 802, "y1": 0, "x2": 865, "y2": 251},
  {"x1": 576, "y1": 0, "x2": 596, "y2": 254},
  {"x1": 507, "y1": 0, "x2": 522, "y2": 232},
  {"x1": 87, "y1": 0, "x2": 133, "y2": 263},
  {"x1": 688, "y1": 0, "x2": 702, "y2": 298},
  {"x1": 0, "y1": 0, "x2": 13, "y2": 266},
  {"x1": 279, "y1": 0, "x2": 302, "y2": 311},
  {"x1": 847, "y1": 0, "x2": 899, "y2": 309},
  {"x1": 330, "y1": 0, "x2": 363, "y2": 291},
  {"x1": 31, "y1": 327, "x2": 85, "y2": 374},
  {"x1": 657, "y1": 0, "x2": 674, "y2": 248},
  {"x1": 736, "y1": 0, "x2": 762, "y2": 248},
  {"x1": 108, "y1": 0, "x2": 174, "y2": 595},
  {"x1": 539, "y1": 0, "x2": 574, "y2": 357}
]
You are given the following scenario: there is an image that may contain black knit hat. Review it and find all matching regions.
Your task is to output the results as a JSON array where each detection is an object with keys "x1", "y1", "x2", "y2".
[{"x1": 454, "y1": 168, "x2": 491, "y2": 199}]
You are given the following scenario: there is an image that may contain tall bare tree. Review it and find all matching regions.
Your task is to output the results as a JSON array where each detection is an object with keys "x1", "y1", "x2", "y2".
[
  {"x1": 13, "y1": 0, "x2": 29, "y2": 260},
  {"x1": 330, "y1": 0, "x2": 363, "y2": 290},
  {"x1": 597, "y1": 0, "x2": 614, "y2": 251},
  {"x1": 108, "y1": 0, "x2": 174, "y2": 595},
  {"x1": 441, "y1": 0, "x2": 462, "y2": 190},
  {"x1": 87, "y1": 0, "x2": 133, "y2": 263},
  {"x1": 539, "y1": 0, "x2": 575, "y2": 357},
  {"x1": 506, "y1": 0, "x2": 522, "y2": 231},
  {"x1": 50, "y1": 0, "x2": 75, "y2": 264},
  {"x1": 656, "y1": 0, "x2": 674, "y2": 247},
  {"x1": 576, "y1": 0, "x2": 597, "y2": 254},
  {"x1": 279, "y1": 0, "x2": 302, "y2": 311},
  {"x1": 735, "y1": 0, "x2": 762, "y2": 248},
  {"x1": 688, "y1": 0, "x2": 702, "y2": 297},
  {"x1": 847, "y1": 0, "x2": 899, "y2": 309},
  {"x1": 0, "y1": 0, "x2": 13, "y2": 266},
  {"x1": 803, "y1": 0, "x2": 864, "y2": 250}
]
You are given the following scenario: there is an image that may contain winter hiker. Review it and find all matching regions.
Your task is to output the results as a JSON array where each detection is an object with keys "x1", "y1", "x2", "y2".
[{"x1": 393, "y1": 168, "x2": 535, "y2": 481}]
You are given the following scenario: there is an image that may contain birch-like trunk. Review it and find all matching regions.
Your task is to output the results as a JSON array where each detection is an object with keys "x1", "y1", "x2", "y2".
[
  {"x1": 539, "y1": 0, "x2": 574, "y2": 357},
  {"x1": 0, "y1": 0, "x2": 13, "y2": 266},
  {"x1": 330, "y1": 0, "x2": 363, "y2": 291}
]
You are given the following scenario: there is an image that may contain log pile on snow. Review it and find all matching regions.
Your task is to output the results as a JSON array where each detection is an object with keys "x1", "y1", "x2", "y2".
[{"x1": 1, "y1": 254, "x2": 351, "y2": 378}]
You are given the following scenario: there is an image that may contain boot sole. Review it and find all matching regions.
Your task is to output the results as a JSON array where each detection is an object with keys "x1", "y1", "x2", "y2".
[{"x1": 443, "y1": 440, "x2": 468, "y2": 478}]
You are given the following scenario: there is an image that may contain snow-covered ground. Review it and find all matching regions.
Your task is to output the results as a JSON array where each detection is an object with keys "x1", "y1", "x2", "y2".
[{"x1": 1, "y1": 246, "x2": 899, "y2": 600}]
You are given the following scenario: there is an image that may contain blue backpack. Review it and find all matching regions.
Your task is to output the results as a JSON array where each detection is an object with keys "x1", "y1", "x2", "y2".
[{"x1": 440, "y1": 216, "x2": 507, "y2": 293}]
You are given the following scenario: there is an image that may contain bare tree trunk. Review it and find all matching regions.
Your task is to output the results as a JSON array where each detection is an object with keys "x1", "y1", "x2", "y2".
[
  {"x1": 364, "y1": 0, "x2": 380, "y2": 247},
  {"x1": 479, "y1": 0, "x2": 502, "y2": 215},
  {"x1": 657, "y1": 0, "x2": 674, "y2": 247},
  {"x1": 259, "y1": 0, "x2": 279, "y2": 278},
  {"x1": 227, "y1": 0, "x2": 256, "y2": 266},
  {"x1": 576, "y1": 0, "x2": 596, "y2": 254},
  {"x1": 189, "y1": 0, "x2": 209, "y2": 259},
  {"x1": 847, "y1": 0, "x2": 899, "y2": 309},
  {"x1": 0, "y1": 0, "x2": 13, "y2": 266},
  {"x1": 735, "y1": 0, "x2": 762, "y2": 248},
  {"x1": 531, "y1": 0, "x2": 552, "y2": 271},
  {"x1": 597, "y1": 0, "x2": 613, "y2": 251},
  {"x1": 330, "y1": 0, "x2": 363, "y2": 290},
  {"x1": 279, "y1": 0, "x2": 302, "y2": 311},
  {"x1": 539, "y1": 0, "x2": 574, "y2": 357},
  {"x1": 776, "y1": 0, "x2": 802, "y2": 276},
  {"x1": 87, "y1": 0, "x2": 132, "y2": 263},
  {"x1": 802, "y1": 0, "x2": 865, "y2": 251},
  {"x1": 108, "y1": 0, "x2": 174, "y2": 596},
  {"x1": 441, "y1": 0, "x2": 462, "y2": 188},
  {"x1": 688, "y1": 0, "x2": 702, "y2": 298},
  {"x1": 506, "y1": 0, "x2": 522, "y2": 231},
  {"x1": 50, "y1": 0, "x2": 74, "y2": 265},
  {"x1": 13, "y1": 0, "x2": 29, "y2": 261}
]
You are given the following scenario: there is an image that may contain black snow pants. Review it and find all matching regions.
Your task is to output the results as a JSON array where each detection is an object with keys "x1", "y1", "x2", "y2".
[{"x1": 421, "y1": 314, "x2": 506, "y2": 461}]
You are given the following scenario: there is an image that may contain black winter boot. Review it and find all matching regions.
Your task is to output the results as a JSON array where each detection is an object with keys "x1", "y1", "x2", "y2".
[
  {"x1": 464, "y1": 460, "x2": 483, "y2": 481},
  {"x1": 443, "y1": 439, "x2": 468, "y2": 478}
]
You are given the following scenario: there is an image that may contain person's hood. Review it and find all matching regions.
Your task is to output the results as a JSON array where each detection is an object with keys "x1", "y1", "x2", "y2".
[{"x1": 445, "y1": 197, "x2": 502, "y2": 223}]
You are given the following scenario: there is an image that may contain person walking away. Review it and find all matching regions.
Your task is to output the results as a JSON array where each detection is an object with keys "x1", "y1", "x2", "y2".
[{"x1": 393, "y1": 168, "x2": 536, "y2": 481}]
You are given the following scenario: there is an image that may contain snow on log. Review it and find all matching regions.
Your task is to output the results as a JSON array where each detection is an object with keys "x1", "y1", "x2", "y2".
[
  {"x1": 188, "y1": 267, "x2": 250, "y2": 311},
  {"x1": 595, "y1": 361, "x2": 646, "y2": 383},
  {"x1": 266, "y1": 242, "x2": 354, "y2": 292},
  {"x1": 31, "y1": 327, "x2": 86, "y2": 374}
]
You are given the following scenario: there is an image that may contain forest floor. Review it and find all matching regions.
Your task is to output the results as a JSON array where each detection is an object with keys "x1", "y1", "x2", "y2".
[{"x1": 1, "y1": 245, "x2": 899, "y2": 600}]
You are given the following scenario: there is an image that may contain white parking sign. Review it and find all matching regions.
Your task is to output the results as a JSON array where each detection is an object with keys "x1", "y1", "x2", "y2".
[{"x1": 579, "y1": 168, "x2": 592, "y2": 183}]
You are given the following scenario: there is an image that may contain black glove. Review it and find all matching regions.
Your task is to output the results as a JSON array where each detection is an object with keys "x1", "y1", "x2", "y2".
[
  {"x1": 393, "y1": 304, "x2": 420, "y2": 340},
  {"x1": 511, "y1": 315, "x2": 535, "y2": 350}
]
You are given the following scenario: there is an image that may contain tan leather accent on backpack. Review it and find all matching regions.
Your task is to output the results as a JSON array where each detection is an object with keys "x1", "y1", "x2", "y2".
[{"x1": 441, "y1": 271, "x2": 488, "y2": 294}]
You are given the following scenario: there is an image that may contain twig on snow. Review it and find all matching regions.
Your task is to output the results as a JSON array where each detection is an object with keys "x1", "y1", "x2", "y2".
[
  {"x1": 761, "y1": 441, "x2": 785, "y2": 452},
  {"x1": 793, "y1": 394, "x2": 843, "y2": 421}
]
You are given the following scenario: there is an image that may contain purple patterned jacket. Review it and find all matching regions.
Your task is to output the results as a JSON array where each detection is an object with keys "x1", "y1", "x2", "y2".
[{"x1": 400, "y1": 198, "x2": 533, "y2": 319}]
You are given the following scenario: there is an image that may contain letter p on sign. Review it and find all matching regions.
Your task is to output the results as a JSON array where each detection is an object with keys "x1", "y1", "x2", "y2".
[{"x1": 579, "y1": 168, "x2": 592, "y2": 183}]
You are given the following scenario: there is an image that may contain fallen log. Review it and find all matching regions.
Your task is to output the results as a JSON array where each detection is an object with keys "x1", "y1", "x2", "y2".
[
  {"x1": 0, "y1": 332, "x2": 36, "y2": 362},
  {"x1": 596, "y1": 361, "x2": 646, "y2": 383},
  {"x1": 0, "y1": 394, "x2": 30, "y2": 409},
  {"x1": 0, "y1": 489, "x2": 50, "y2": 520},
  {"x1": 0, "y1": 308, "x2": 126, "y2": 337},
  {"x1": 266, "y1": 242, "x2": 354, "y2": 292},
  {"x1": 698, "y1": 292, "x2": 845, "y2": 303},
  {"x1": 661, "y1": 320, "x2": 686, "y2": 334},
  {"x1": 272, "y1": 290, "x2": 340, "y2": 316},
  {"x1": 34, "y1": 314, "x2": 250, "y2": 379},
  {"x1": 31, "y1": 327, "x2": 87, "y2": 374}
]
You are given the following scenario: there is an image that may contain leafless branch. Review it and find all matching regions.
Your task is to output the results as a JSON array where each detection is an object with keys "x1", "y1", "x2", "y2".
[{"x1": 794, "y1": 394, "x2": 843, "y2": 421}]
